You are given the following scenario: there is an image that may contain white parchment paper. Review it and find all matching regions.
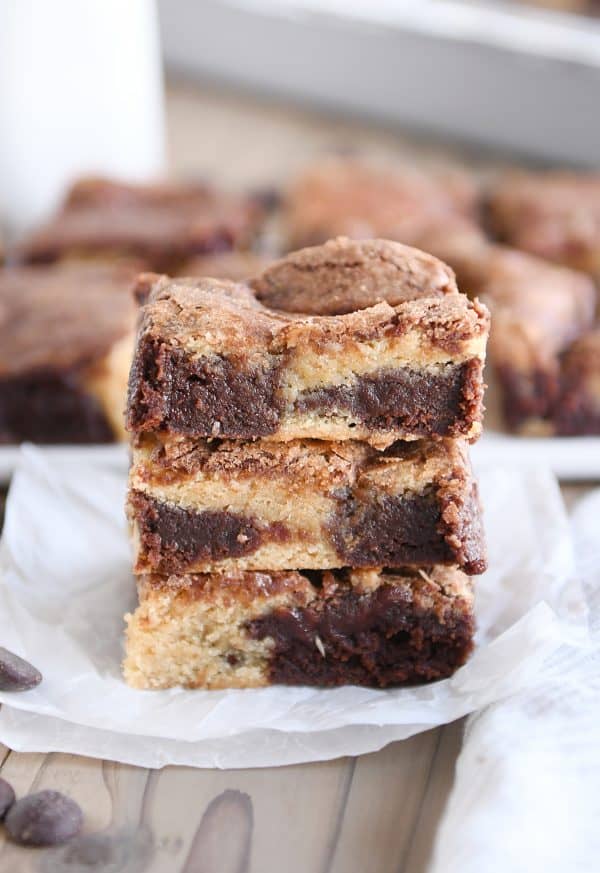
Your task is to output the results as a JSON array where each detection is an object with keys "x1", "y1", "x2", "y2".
[{"x1": 0, "y1": 447, "x2": 589, "y2": 768}]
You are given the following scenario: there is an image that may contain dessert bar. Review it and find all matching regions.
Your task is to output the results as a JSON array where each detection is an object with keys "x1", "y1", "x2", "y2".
[
  {"x1": 417, "y1": 224, "x2": 596, "y2": 433},
  {"x1": 123, "y1": 566, "x2": 475, "y2": 689},
  {"x1": 488, "y1": 171, "x2": 600, "y2": 281},
  {"x1": 0, "y1": 261, "x2": 137, "y2": 443},
  {"x1": 17, "y1": 177, "x2": 266, "y2": 272},
  {"x1": 554, "y1": 329, "x2": 600, "y2": 435},
  {"x1": 128, "y1": 435, "x2": 486, "y2": 575},
  {"x1": 283, "y1": 155, "x2": 478, "y2": 251},
  {"x1": 126, "y1": 239, "x2": 490, "y2": 446}
]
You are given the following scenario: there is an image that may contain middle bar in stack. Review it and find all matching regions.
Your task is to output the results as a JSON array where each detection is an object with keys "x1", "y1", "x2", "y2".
[{"x1": 124, "y1": 237, "x2": 490, "y2": 689}]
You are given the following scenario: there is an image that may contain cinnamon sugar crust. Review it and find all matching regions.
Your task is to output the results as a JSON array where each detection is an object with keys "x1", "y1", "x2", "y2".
[{"x1": 251, "y1": 236, "x2": 458, "y2": 315}]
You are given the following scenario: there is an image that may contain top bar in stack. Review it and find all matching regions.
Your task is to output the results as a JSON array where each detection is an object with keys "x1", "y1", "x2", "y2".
[{"x1": 126, "y1": 238, "x2": 490, "y2": 448}]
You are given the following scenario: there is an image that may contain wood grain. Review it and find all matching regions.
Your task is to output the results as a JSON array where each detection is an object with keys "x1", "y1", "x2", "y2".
[{"x1": 0, "y1": 728, "x2": 459, "y2": 873}]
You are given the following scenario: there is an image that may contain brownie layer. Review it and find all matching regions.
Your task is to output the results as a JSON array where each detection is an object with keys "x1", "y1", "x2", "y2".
[
  {"x1": 17, "y1": 177, "x2": 266, "y2": 272},
  {"x1": 0, "y1": 372, "x2": 113, "y2": 444},
  {"x1": 554, "y1": 329, "x2": 600, "y2": 435},
  {"x1": 123, "y1": 566, "x2": 475, "y2": 689},
  {"x1": 126, "y1": 240, "x2": 489, "y2": 446},
  {"x1": 128, "y1": 436, "x2": 486, "y2": 574},
  {"x1": 0, "y1": 261, "x2": 137, "y2": 443}
]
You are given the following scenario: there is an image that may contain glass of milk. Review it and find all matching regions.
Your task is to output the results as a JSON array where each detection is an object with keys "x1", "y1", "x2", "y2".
[{"x1": 0, "y1": 0, "x2": 166, "y2": 233}]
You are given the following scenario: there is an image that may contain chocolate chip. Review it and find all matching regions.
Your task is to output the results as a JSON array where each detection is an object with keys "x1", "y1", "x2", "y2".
[
  {"x1": 5, "y1": 790, "x2": 83, "y2": 846},
  {"x1": 0, "y1": 646, "x2": 42, "y2": 691},
  {"x1": 0, "y1": 778, "x2": 15, "y2": 819}
]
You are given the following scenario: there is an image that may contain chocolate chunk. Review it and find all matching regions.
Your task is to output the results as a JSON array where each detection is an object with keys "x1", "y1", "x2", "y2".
[
  {"x1": 296, "y1": 363, "x2": 479, "y2": 437},
  {"x1": 0, "y1": 646, "x2": 42, "y2": 691},
  {"x1": 0, "y1": 778, "x2": 15, "y2": 820},
  {"x1": 130, "y1": 491, "x2": 289, "y2": 573},
  {"x1": 127, "y1": 338, "x2": 282, "y2": 438},
  {"x1": 331, "y1": 492, "x2": 454, "y2": 568},
  {"x1": 0, "y1": 373, "x2": 114, "y2": 445},
  {"x1": 5, "y1": 790, "x2": 83, "y2": 846},
  {"x1": 248, "y1": 583, "x2": 474, "y2": 687}
]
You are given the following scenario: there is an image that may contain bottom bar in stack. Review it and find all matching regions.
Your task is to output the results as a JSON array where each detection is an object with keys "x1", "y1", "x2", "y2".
[{"x1": 123, "y1": 566, "x2": 474, "y2": 690}]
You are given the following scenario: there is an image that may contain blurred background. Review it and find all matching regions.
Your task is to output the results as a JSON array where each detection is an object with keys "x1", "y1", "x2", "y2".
[
  {"x1": 0, "y1": 0, "x2": 599, "y2": 456},
  {"x1": 1, "y1": 0, "x2": 599, "y2": 230}
]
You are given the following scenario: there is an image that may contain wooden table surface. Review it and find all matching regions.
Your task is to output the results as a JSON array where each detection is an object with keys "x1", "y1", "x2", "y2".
[{"x1": 0, "y1": 83, "x2": 593, "y2": 873}]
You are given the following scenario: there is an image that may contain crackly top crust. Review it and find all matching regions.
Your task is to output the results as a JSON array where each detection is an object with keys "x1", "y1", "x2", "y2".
[
  {"x1": 133, "y1": 237, "x2": 486, "y2": 354},
  {"x1": 283, "y1": 155, "x2": 478, "y2": 251},
  {"x1": 488, "y1": 171, "x2": 600, "y2": 275},
  {"x1": 418, "y1": 223, "x2": 596, "y2": 368},
  {"x1": 251, "y1": 237, "x2": 458, "y2": 315},
  {"x1": 16, "y1": 177, "x2": 265, "y2": 269},
  {"x1": 132, "y1": 431, "x2": 472, "y2": 494},
  {"x1": 137, "y1": 564, "x2": 473, "y2": 608},
  {"x1": 131, "y1": 265, "x2": 487, "y2": 368},
  {"x1": 0, "y1": 260, "x2": 138, "y2": 376}
]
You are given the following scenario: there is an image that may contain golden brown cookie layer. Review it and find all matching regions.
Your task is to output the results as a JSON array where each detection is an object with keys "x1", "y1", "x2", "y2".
[
  {"x1": 127, "y1": 435, "x2": 486, "y2": 575},
  {"x1": 123, "y1": 566, "x2": 474, "y2": 689}
]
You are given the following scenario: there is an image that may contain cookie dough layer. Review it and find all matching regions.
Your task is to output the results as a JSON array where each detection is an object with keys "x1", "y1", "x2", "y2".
[
  {"x1": 417, "y1": 223, "x2": 597, "y2": 433},
  {"x1": 17, "y1": 177, "x2": 266, "y2": 272},
  {"x1": 123, "y1": 566, "x2": 475, "y2": 689},
  {"x1": 127, "y1": 435, "x2": 486, "y2": 575},
  {"x1": 126, "y1": 240, "x2": 489, "y2": 446},
  {"x1": 0, "y1": 261, "x2": 137, "y2": 443}
]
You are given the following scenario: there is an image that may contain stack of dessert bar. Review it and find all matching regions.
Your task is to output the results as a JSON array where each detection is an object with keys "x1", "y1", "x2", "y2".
[{"x1": 123, "y1": 237, "x2": 490, "y2": 690}]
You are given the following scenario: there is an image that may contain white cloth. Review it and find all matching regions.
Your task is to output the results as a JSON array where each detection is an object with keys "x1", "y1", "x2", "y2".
[
  {"x1": 0, "y1": 448, "x2": 589, "y2": 768},
  {"x1": 430, "y1": 489, "x2": 600, "y2": 873}
]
